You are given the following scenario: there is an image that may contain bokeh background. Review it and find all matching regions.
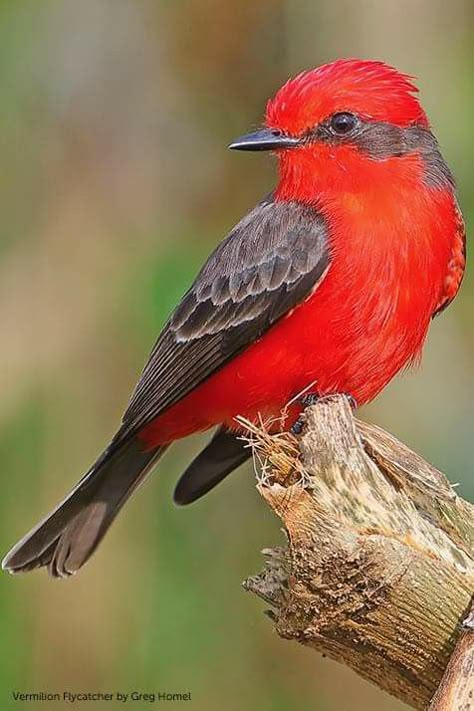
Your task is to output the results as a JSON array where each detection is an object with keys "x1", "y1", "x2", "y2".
[{"x1": 0, "y1": 1, "x2": 472, "y2": 709}]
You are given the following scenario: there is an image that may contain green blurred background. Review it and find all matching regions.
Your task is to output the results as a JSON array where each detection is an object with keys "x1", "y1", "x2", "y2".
[{"x1": 0, "y1": 1, "x2": 472, "y2": 709}]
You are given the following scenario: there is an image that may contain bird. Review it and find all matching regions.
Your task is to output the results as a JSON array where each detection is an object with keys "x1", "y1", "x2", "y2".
[{"x1": 3, "y1": 58, "x2": 465, "y2": 578}]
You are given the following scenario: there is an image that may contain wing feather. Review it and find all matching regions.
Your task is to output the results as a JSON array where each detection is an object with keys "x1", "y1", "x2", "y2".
[{"x1": 120, "y1": 195, "x2": 330, "y2": 436}]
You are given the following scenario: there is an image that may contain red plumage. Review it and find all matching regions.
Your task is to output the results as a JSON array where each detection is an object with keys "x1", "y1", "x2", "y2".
[
  {"x1": 266, "y1": 59, "x2": 429, "y2": 132},
  {"x1": 4, "y1": 59, "x2": 466, "y2": 577},
  {"x1": 141, "y1": 59, "x2": 464, "y2": 443}
]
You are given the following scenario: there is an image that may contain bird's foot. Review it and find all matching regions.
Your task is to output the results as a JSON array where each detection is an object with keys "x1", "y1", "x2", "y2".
[
  {"x1": 300, "y1": 392, "x2": 320, "y2": 407},
  {"x1": 290, "y1": 392, "x2": 357, "y2": 435},
  {"x1": 290, "y1": 418, "x2": 305, "y2": 435},
  {"x1": 290, "y1": 391, "x2": 320, "y2": 435}
]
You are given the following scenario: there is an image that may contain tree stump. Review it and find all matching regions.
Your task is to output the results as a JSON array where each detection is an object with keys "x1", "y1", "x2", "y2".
[{"x1": 241, "y1": 396, "x2": 474, "y2": 710}]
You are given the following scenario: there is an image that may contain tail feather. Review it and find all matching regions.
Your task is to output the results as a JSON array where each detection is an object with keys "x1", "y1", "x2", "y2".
[
  {"x1": 173, "y1": 427, "x2": 251, "y2": 505},
  {"x1": 2, "y1": 438, "x2": 166, "y2": 578}
]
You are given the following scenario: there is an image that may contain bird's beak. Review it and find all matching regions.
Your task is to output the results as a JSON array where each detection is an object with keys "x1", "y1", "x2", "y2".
[{"x1": 228, "y1": 128, "x2": 300, "y2": 152}]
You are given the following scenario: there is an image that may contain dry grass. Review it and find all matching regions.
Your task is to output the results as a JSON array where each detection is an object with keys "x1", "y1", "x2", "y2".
[{"x1": 235, "y1": 414, "x2": 309, "y2": 488}]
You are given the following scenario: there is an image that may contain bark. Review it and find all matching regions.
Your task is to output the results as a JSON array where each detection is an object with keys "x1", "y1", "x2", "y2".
[{"x1": 241, "y1": 396, "x2": 474, "y2": 710}]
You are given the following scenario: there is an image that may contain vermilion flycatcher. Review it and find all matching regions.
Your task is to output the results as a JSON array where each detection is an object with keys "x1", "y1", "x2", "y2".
[{"x1": 3, "y1": 59, "x2": 466, "y2": 577}]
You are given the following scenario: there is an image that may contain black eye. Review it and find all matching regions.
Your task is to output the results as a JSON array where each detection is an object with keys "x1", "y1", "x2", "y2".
[{"x1": 329, "y1": 112, "x2": 358, "y2": 135}]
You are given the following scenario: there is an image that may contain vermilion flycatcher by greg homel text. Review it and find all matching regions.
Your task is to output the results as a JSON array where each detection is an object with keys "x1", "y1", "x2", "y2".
[{"x1": 3, "y1": 59, "x2": 466, "y2": 577}]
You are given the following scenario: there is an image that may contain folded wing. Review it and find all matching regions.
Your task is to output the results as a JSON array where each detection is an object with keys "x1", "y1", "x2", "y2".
[{"x1": 121, "y1": 195, "x2": 330, "y2": 438}]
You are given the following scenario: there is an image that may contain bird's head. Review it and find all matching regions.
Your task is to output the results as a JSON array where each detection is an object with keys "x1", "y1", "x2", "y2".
[{"x1": 230, "y1": 59, "x2": 452, "y2": 200}]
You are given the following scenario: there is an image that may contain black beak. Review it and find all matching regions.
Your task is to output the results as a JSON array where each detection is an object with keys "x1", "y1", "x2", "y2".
[{"x1": 228, "y1": 128, "x2": 300, "y2": 152}]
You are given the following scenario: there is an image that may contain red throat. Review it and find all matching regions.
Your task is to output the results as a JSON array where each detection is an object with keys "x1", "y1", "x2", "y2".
[{"x1": 274, "y1": 143, "x2": 429, "y2": 204}]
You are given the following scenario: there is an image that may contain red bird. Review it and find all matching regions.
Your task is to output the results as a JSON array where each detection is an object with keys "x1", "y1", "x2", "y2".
[{"x1": 3, "y1": 59, "x2": 465, "y2": 577}]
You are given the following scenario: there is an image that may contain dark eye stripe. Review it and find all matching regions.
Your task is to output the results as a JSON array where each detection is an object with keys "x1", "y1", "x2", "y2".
[
  {"x1": 355, "y1": 123, "x2": 454, "y2": 187},
  {"x1": 307, "y1": 118, "x2": 454, "y2": 190}
]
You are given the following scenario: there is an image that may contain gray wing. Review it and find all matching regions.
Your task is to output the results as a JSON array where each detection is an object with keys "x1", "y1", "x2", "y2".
[{"x1": 120, "y1": 195, "x2": 330, "y2": 437}]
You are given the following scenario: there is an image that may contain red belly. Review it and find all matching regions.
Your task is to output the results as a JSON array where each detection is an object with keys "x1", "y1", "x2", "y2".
[
  {"x1": 139, "y1": 188, "x2": 457, "y2": 447},
  {"x1": 139, "y1": 262, "x2": 434, "y2": 445}
]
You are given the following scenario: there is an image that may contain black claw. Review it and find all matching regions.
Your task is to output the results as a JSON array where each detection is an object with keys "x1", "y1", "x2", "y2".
[
  {"x1": 300, "y1": 393, "x2": 319, "y2": 407},
  {"x1": 290, "y1": 390, "x2": 319, "y2": 435},
  {"x1": 290, "y1": 391, "x2": 357, "y2": 436},
  {"x1": 290, "y1": 418, "x2": 305, "y2": 435}
]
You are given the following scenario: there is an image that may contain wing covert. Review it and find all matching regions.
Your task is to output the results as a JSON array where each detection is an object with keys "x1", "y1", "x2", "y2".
[{"x1": 121, "y1": 195, "x2": 330, "y2": 435}]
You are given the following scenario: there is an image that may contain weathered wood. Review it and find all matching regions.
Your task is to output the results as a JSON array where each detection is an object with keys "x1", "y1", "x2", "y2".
[
  {"x1": 429, "y1": 609, "x2": 474, "y2": 710},
  {"x1": 241, "y1": 396, "x2": 474, "y2": 710}
]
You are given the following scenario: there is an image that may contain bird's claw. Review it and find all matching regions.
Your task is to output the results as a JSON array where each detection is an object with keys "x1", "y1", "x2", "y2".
[
  {"x1": 290, "y1": 391, "x2": 319, "y2": 435},
  {"x1": 290, "y1": 391, "x2": 357, "y2": 436},
  {"x1": 290, "y1": 418, "x2": 305, "y2": 435},
  {"x1": 300, "y1": 393, "x2": 320, "y2": 407}
]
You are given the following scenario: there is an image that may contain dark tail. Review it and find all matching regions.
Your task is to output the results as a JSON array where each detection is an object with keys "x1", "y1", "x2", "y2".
[
  {"x1": 2, "y1": 438, "x2": 166, "y2": 578},
  {"x1": 173, "y1": 428, "x2": 251, "y2": 505}
]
